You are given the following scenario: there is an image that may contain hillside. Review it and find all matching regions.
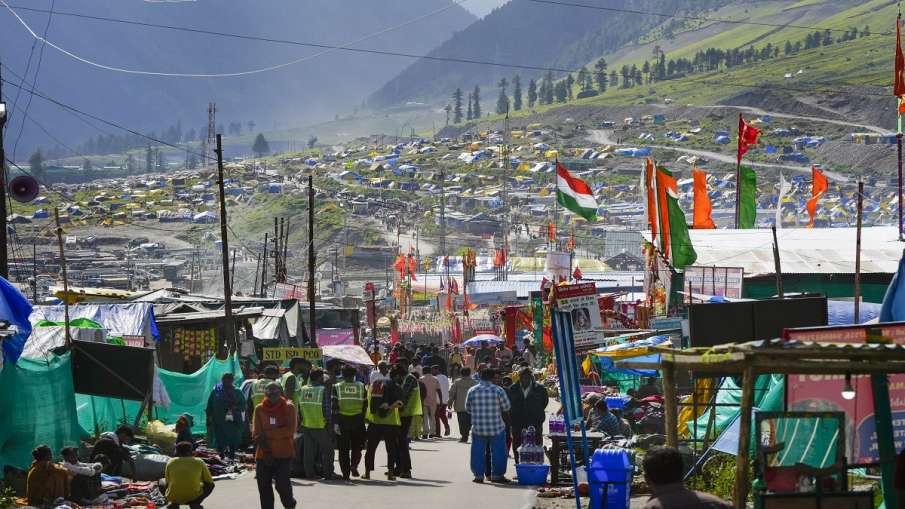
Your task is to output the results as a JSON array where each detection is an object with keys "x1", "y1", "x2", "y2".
[
  {"x1": 0, "y1": 0, "x2": 475, "y2": 159},
  {"x1": 367, "y1": 0, "x2": 730, "y2": 109}
]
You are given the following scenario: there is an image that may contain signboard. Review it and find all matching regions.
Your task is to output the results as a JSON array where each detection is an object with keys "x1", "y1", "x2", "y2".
[
  {"x1": 554, "y1": 283, "x2": 604, "y2": 349},
  {"x1": 273, "y1": 283, "x2": 305, "y2": 300},
  {"x1": 468, "y1": 319, "x2": 497, "y2": 335},
  {"x1": 317, "y1": 328, "x2": 355, "y2": 346},
  {"x1": 262, "y1": 347, "x2": 323, "y2": 362},
  {"x1": 784, "y1": 321, "x2": 905, "y2": 463},
  {"x1": 683, "y1": 266, "x2": 744, "y2": 299}
]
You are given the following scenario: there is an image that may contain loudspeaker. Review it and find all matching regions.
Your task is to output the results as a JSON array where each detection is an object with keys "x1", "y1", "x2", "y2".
[{"x1": 8, "y1": 175, "x2": 39, "y2": 203}]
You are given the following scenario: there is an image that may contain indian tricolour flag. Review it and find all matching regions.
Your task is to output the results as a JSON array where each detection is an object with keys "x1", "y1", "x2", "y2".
[{"x1": 556, "y1": 162, "x2": 598, "y2": 222}]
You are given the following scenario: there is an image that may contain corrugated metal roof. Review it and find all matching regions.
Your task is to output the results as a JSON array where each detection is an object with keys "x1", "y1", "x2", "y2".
[
  {"x1": 468, "y1": 272, "x2": 644, "y2": 299},
  {"x1": 641, "y1": 226, "x2": 902, "y2": 276}
]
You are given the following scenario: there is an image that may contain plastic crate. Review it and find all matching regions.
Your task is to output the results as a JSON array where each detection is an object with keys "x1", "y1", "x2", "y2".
[{"x1": 515, "y1": 463, "x2": 550, "y2": 485}]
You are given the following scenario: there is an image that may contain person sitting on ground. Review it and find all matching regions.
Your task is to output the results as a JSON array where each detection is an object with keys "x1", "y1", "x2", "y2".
[
  {"x1": 90, "y1": 426, "x2": 135, "y2": 476},
  {"x1": 641, "y1": 447, "x2": 731, "y2": 509},
  {"x1": 611, "y1": 409, "x2": 634, "y2": 438},
  {"x1": 638, "y1": 377, "x2": 661, "y2": 399},
  {"x1": 26, "y1": 445, "x2": 70, "y2": 507},
  {"x1": 587, "y1": 399, "x2": 622, "y2": 437},
  {"x1": 60, "y1": 446, "x2": 104, "y2": 503},
  {"x1": 164, "y1": 441, "x2": 215, "y2": 509},
  {"x1": 175, "y1": 414, "x2": 195, "y2": 447}
]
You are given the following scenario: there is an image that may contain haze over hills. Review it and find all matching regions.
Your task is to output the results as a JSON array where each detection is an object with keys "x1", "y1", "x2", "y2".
[
  {"x1": 367, "y1": 0, "x2": 730, "y2": 109},
  {"x1": 461, "y1": 0, "x2": 509, "y2": 18},
  {"x1": 0, "y1": 0, "x2": 475, "y2": 160}
]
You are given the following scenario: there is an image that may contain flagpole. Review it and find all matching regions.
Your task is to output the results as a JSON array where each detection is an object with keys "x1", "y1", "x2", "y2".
[
  {"x1": 735, "y1": 112, "x2": 742, "y2": 230},
  {"x1": 553, "y1": 159, "x2": 560, "y2": 250}
]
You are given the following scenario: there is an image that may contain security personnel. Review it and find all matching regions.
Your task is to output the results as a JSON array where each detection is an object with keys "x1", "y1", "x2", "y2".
[
  {"x1": 333, "y1": 366, "x2": 367, "y2": 480},
  {"x1": 251, "y1": 366, "x2": 280, "y2": 410},
  {"x1": 298, "y1": 369, "x2": 336, "y2": 480},
  {"x1": 363, "y1": 365, "x2": 404, "y2": 480},
  {"x1": 395, "y1": 366, "x2": 422, "y2": 479},
  {"x1": 280, "y1": 357, "x2": 311, "y2": 418}
]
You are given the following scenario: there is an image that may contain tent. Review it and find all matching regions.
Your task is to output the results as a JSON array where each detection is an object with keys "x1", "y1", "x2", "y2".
[
  {"x1": 192, "y1": 211, "x2": 218, "y2": 224},
  {"x1": 321, "y1": 345, "x2": 374, "y2": 366},
  {"x1": 593, "y1": 335, "x2": 671, "y2": 376},
  {"x1": 26, "y1": 303, "x2": 159, "y2": 358}
]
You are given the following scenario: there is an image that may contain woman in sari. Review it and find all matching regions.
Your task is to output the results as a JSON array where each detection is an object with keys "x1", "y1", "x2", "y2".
[
  {"x1": 206, "y1": 372, "x2": 245, "y2": 458},
  {"x1": 26, "y1": 445, "x2": 70, "y2": 506}
]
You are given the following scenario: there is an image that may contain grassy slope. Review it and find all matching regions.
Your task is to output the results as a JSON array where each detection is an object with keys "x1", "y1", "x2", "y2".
[{"x1": 466, "y1": 0, "x2": 893, "y2": 125}]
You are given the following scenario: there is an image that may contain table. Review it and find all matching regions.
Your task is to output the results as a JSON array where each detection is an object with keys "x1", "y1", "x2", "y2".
[{"x1": 547, "y1": 431, "x2": 606, "y2": 485}]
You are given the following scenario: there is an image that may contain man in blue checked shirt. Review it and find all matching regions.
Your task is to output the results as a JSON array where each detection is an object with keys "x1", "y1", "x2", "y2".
[{"x1": 464, "y1": 368, "x2": 512, "y2": 483}]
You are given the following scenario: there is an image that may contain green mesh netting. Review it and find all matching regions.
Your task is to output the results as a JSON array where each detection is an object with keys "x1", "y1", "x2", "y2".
[
  {"x1": 600, "y1": 371, "x2": 641, "y2": 393},
  {"x1": 34, "y1": 318, "x2": 103, "y2": 329},
  {"x1": 0, "y1": 354, "x2": 86, "y2": 471},
  {"x1": 75, "y1": 354, "x2": 244, "y2": 436}
]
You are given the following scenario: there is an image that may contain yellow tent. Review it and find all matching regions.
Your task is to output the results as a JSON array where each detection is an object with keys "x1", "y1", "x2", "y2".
[{"x1": 544, "y1": 150, "x2": 559, "y2": 159}]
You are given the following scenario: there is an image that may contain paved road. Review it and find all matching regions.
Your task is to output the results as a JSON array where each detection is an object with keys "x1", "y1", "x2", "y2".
[{"x1": 205, "y1": 422, "x2": 536, "y2": 509}]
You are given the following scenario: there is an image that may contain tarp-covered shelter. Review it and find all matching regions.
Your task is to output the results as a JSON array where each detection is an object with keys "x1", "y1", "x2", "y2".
[{"x1": 24, "y1": 303, "x2": 159, "y2": 358}]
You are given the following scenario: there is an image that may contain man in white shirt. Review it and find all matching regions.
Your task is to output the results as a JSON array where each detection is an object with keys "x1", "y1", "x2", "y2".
[
  {"x1": 434, "y1": 365, "x2": 451, "y2": 437},
  {"x1": 369, "y1": 361, "x2": 390, "y2": 384}
]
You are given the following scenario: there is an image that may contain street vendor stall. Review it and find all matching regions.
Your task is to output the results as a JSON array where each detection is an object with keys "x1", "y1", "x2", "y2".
[{"x1": 626, "y1": 333, "x2": 905, "y2": 509}]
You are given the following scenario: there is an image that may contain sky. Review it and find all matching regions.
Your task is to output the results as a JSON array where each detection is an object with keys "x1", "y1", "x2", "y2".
[{"x1": 462, "y1": 0, "x2": 508, "y2": 17}]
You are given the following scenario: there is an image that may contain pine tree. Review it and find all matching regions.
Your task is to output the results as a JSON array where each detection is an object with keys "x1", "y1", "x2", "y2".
[
  {"x1": 609, "y1": 70, "x2": 618, "y2": 89},
  {"x1": 620, "y1": 65, "x2": 631, "y2": 88},
  {"x1": 512, "y1": 76, "x2": 523, "y2": 111},
  {"x1": 641, "y1": 61, "x2": 651, "y2": 83},
  {"x1": 453, "y1": 88, "x2": 464, "y2": 124},
  {"x1": 554, "y1": 81, "x2": 567, "y2": 103},
  {"x1": 466, "y1": 92, "x2": 474, "y2": 120},
  {"x1": 472, "y1": 86, "x2": 482, "y2": 118},
  {"x1": 542, "y1": 71, "x2": 554, "y2": 104},
  {"x1": 566, "y1": 74, "x2": 574, "y2": 100},
  {"x1": 496, "y1": 78, "x2": 510, "y2": 114},
  {"x1": 594, "y1": 58, "x2": 608, "y2": 93},
  {"x1": 146, "y1": 145, "x2": 153, "y2": 172},
  {"x1": 527, "y1": 79, "x2": 537, "y2": 108},
  {"x1": 28, "y1": 150, "x2": 45, "y2": 183},
  {"x1": 252, "y1": 133, "x2": 271, "y2": 158}
]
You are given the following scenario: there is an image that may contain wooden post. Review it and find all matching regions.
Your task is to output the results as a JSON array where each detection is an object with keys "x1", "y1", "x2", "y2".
[
  {"x1": 54, "y1": 208, "x2": 71, "y2": 346},
  {"x1": 771, "y1": 225, "x2": 783, "y2": 297},
  {"x1": 307, "y1": 175, "x2": 316, "y2": 346},
  {"x1": 735, "y1": 364, "x2": 755, "y2": 509},
  {"x1": 662, "y1": 361, "x2": 679, "y2": 448},
  {"x1": 215, "y1": 134, "x2": 237, "y2": 352},
  {"x1": 873, "y1": 373, "x2": 898, "y2": 509},
  {"x1": 854, "y1": 181, "x2": 863, "y2": 323}
]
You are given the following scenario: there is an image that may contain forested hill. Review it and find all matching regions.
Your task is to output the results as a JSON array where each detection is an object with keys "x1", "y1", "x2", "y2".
[{"x1": 367, "y1": 0, "x2": 729, "y2": 109}]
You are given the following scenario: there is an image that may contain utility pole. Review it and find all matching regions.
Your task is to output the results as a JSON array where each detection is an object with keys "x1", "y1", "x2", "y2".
[
  {"x1": 307, "y1": 175, "x2": 316, "y2": 346},
  {"x1": 274, "y1": 218, "x2": 280, "y2": 284},
  {"x1": 501, "y1": 114, "x2": 510, "y2": 281},
  {"x1": 439, "y1": 164, "x2": 447, "y2": 258},
  {"x1": 215, "y1": 134, "x2": 237, "y2": 352},
  {"x1": 260, "y1": 232, "x2": 269, "y2": 298},
  {"x1": 855, "y1": 180, "x2": 864, "y2": 323},
  {"x1": 0, "y1": 64, "x2": 8, "y2": 280},
  {"x1": 54, "y1": 208, "x2": 70, "y2": 346},
  {"x1": 31, "y1": 241, "x2": 37, "y2": 301},
  {"x1": 282, "y1": 218, "x2": 289, "y2": 282}
]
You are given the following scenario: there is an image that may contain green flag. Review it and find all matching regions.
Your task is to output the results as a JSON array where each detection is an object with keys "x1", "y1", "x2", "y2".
[
  {"x1": 666, "y1": 187, "x2": 697, "y2": 269},
  {"x1": 738, "y1": 166, "x2": 757, "y2": 229}
]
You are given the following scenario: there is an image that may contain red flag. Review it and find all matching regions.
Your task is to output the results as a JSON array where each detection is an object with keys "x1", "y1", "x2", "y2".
[
  {"x1": 451, "y1": 278, "x2": 459, "y2": 295},
  {"x1": 737, "y1": 114, "x2": 761, "y2": 164},
  {"x1": 493, "y1": 248, "x2": 504, "y2": 268},
  {"x1": 692, "y1": 168, "x2": 716, "y2": 229},
  {"x1": 645, "y1": 158, "x2": 658, "y2": 243},
  {"x1": 392, "y1": 255, "x2": 406, "y2": 278},
  {"x1": 573, "y1": 267, "x2": 583, "y2": 280},
  {"x1": 567, "y1": 233, "x2": 575, "y2": 252},
  {"x1": 896, "y1": 15, "x2": 905, "y2": 97},
  {"x1": 548, "y1": 222, "x2": 556, "y2": 242},
  {"x1": 407, "y1": 254, "x2": 417, "y2": 281},
  {"x1": 655, "y1": 165, "x2": 677, "y2": 259},
  {"x1": 445, "y1": 290, "x2": 452, "y2": 312},
  {"x1": 806, "y1": 166, "x2": 828, "y2": 228}
]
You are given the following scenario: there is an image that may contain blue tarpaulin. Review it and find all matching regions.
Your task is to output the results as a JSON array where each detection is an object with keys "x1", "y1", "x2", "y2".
[{"x1": 0, "y1": 277, "x2": 33, "y2": 365}]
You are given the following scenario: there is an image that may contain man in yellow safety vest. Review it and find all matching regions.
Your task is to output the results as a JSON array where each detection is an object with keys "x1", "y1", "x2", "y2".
[
  {"x1": 332, "y1": 366, "x2": 367, "y2": 480},
  {"x1": 298, "y1": 369, "x2": 336, "y2": 480},
  {"x1": 280, "y1": 357, "x2": 311, "y2": 419},
  {"x1": 395, "y1": 365, "x2": 422, "y2": 479},
  {"x1": 250, "y1": 366, "x2": 280, "y2": 414},
  {"x1": 363, "y1": 365, "x2": 404, "y2": 480}
]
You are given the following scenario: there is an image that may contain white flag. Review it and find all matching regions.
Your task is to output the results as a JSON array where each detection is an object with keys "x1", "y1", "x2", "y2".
[{"x1": 776, "y1": 173, "x2": 791, "y2": 228}]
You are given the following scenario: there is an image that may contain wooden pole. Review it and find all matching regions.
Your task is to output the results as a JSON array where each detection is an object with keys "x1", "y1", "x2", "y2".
[
  {"x1": 215, "y1": 134, "x2": 237, "y2": 352},
  {"x1": 662, "y1": 361, "x2": 678, "y2": 448},
  {"x1": 307, "y1": 175, "x2": 316, "y2": 346},
  {"x1": 771, "y1": 225, "x2": 783, "y2": 297},
  {"x1": 734, "y1": 364, "x2": 755, "y2": 509},
  {"x1": 54, "y1": 208, "x2": 71, "y2": 346},
  {"x1": 260, "y1": 233, "x2": 268, "y2": 298},
  {"x1": 282, "y1": 218, "x2": 290, "y2": 282},
  {"x1": 853, "y1": 180, "x2": 864, "y2": 323},
  {"x1": 274, "y1": 218, "x2": 280, "y2": 284},
  {"x1": 899, "y1": 132, "x2": 903, "y2": 241}
]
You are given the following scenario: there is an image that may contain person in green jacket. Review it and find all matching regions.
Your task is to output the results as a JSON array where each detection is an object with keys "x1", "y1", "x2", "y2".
[
  {"x1": 395, "y1": 364, "x2": 422, "y2": 478},
  {"x1": 280, "y1": 357, "x2": 311, "y2": 418},
  {"x1": 206, "y1": 372, "x2": 245, "y2": 459},
  {"x1": 299, "y1": 369, "x2": 336, "y2": 480}
]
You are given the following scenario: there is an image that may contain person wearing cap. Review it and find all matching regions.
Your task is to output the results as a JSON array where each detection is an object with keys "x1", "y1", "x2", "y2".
[
  {"x1": 299, "y1": 369, "x2": 336, "y2": 480},
  {"x1": 333, "y1": 365, "x2": 367, "y2": 480},
  {"x1": 281, "y1": 357, "x2": 311, "y2": 416},
  {"x1": 253, "y1": 382, "x2": 297, "y2": 509},
  {"x1": 164, "y1": 441, "x2": 214, "y2": 509},
  {"x1": 370, "y1": 361, "x2": 391, "y2": 384}
]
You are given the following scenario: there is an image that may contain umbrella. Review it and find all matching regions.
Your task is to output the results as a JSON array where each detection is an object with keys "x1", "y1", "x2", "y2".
[{"x1": 463, "y1": 334, "x2": 504, "y2": 346}]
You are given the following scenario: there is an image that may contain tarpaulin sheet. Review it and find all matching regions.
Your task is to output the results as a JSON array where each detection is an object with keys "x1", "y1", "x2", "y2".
[
  {"x1": 30, "y1": 303, "x2": 159, "y2": 341},
  {"x1": 321, "y1": 345, "x2": 375, "y2": 366},
  {"x1": 690, "y1": 374, "x2": 785, "y2": 442},
  {"x1": 76, "y1": 354, "x2": 243, "y2": 435},
  {"x1": 0, "y1": 354, "x2": 85, "y2": 470},
  {"x1": 0, "y1": 276, "x2": 33, "y2": 366}
]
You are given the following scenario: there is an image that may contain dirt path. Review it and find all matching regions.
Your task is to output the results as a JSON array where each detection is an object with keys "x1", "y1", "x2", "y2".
[
  {"x1": 710, "y1": 104, "x2": 886, "y2": 134},
  {"x1": 587, "y1": 130, "x2": 849, "y2": 182}
]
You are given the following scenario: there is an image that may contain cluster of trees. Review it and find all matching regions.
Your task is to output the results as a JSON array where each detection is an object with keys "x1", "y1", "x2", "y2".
[{"x1": 446, "y1": 23, "x2": 872, "y2": 121}]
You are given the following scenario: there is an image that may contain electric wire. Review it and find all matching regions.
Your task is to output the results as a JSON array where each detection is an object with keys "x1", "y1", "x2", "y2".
[{"x1": 11, "y1": 0, "x2": 54, "y2": 161}]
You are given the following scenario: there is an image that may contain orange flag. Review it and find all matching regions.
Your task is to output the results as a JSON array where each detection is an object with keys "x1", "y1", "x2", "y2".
[
  {"x1": 392, "y1": 255, "x2": 406, "y2": 278},
  {"x1": 547, "y1": 222, "x2": 556, "y2": 242},
  {"x1": 692, "y1": 168, "x2": 716, "y2": 229},
  {"x1": 806, "y1": 166, "x2": 828, "y2": 228}
]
